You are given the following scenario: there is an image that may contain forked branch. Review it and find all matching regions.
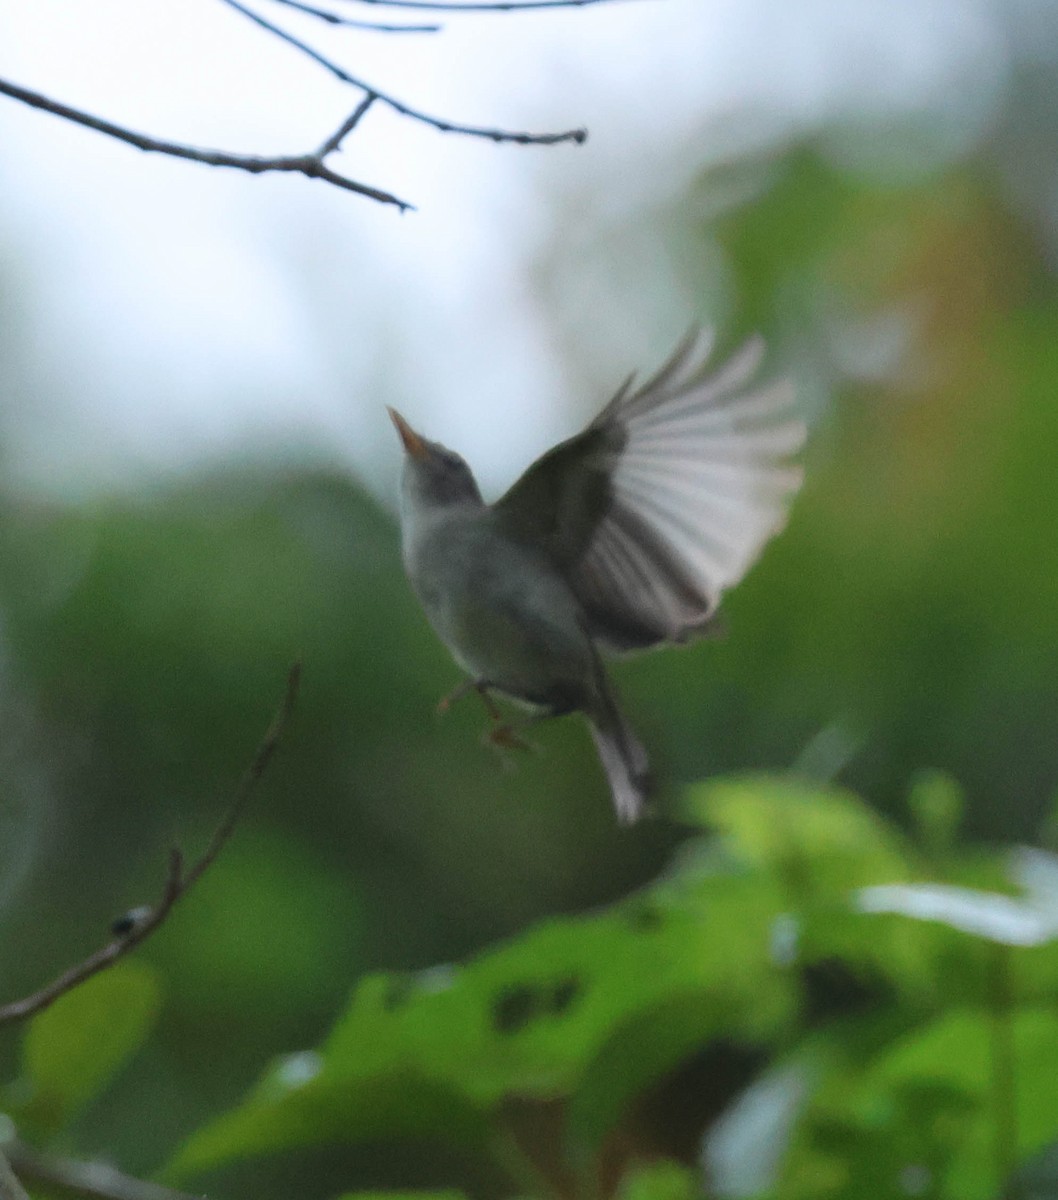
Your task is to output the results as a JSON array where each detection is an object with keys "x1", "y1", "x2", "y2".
[
  {"x1": 0, "y1": 0, "x2": 615, "y2": 209},
  {"x1": 0, "y1": 663, "x2": 302, "y2": 1028},
  {"x1": 220, "y1": 0, "x2": 588, "y2": 145},
  {"x1": 0, "y1": 79, "x2": 408, "y2": 209}
]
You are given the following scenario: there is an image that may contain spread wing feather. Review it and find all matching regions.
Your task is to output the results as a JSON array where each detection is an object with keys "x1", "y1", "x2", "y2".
[{"x1": 494, "y1": 331, "x2": 805, "y2": 652}]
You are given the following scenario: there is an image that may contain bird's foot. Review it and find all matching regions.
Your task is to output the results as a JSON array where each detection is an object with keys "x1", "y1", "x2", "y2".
[
  {"x1": 481, "y1": 722, "x2": 537, "y2": 756},
  {"x1": 436, "y1": 680, "x2": 473, "y2": 716},
  {"x1": 437, "y1": 679, "x2": 503, "y2": 721}
]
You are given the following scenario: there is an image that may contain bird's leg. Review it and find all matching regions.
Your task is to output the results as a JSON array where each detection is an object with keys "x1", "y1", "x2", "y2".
[
  {"x1": 438, "y1": 679, "x2": 520, "y2": 731},
  {"x1": 485, "y1": 721, "x2": 536, "y2": 753},
  {"x1": 486, "y1": 688, "x2": 579, "y2": 756},
  {"x1": 483, "y1": 706, "x2": 545, "y2": 756},
  {"x1": 437, "y1": 678, "x2": 505, "y2": 719},
  {"x1": 438, "y1": 679, "x2": 536, "y2": 754},
  {"x1": 474, "y1": 683, "x2": 504, "y2": 723},
  {"x1": 436, "y1": 678, "x2": 477, "y2": 715}
]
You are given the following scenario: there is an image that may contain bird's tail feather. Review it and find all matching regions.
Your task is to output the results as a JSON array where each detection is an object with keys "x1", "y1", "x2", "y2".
[{"x1": 588, "y1": 694, "x2": 650, "y2": 825}]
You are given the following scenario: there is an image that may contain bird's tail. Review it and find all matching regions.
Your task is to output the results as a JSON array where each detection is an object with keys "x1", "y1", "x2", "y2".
[{"x1": 587, "y1": 688, "x2": 651, "y2": 825}]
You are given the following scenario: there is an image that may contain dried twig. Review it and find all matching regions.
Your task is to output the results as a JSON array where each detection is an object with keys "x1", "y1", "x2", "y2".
[
  {"x1": 316, "y1": 92, "x2": 377, "y2": 155},
  {"x1": 220, "y1": 0, "x2": 588, "y2": 145},
  {"x1": 2, "y1": 1140, "x2": 202, "y2": 1200},
  {"x1": 267, "y1": 0, "x2": 441, "y2": 31},
  {"x1": 0, "y1": 78, "x2": 411, "y2": 210},
  {"x1": 0, "y1": 79, "x2": 409, "y2": 209},
  {"x1": 335, "y1": 0, "x2": 616, "y2": 9},
  {"x1": 0, "y1": 663, "x2": 302, "y2": 1028},
  {"x1": 0, "y1": 0, "x2": 608, "y2": 208}
]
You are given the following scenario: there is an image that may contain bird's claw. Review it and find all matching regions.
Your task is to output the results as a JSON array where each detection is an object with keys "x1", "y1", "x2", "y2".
[
  {"x1": 482, "y1": 723, "x2": 536, "y2": 754},
  {"x1": 437, "y1": 680, "x2": 504, "y2": 721},
  {"x1": 436, "y1": 680, "x2": 472, "y2": 715}
]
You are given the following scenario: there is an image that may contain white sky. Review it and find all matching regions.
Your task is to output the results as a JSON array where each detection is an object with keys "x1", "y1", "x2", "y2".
[{"x1": 0, "y1": 0, "x2": 1008, "y2": 502}]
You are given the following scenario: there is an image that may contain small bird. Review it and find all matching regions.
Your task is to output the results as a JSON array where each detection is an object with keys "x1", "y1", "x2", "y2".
[{"x1": 389, "y1": 330, "x2": 805, "y2": 824}]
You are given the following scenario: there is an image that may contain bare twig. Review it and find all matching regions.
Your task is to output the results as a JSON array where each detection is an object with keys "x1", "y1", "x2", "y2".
[
  {"x1": 179, "y1": 663, "x2": 301, "y2": 894},
  {"x1": 336, "y1": 0, "x2": 617, "y2": 9},
  {"x1": 220, "y1": 0, "x2": 588, "y2": 145},
  {"x1": 337, "y1": 0, "x2": 616, "y2": 9},
  {"x1": 2, "y1": 1141, "x2": 203, "y2": 1200},
  {"x1": 267, "y1": 0, "x2": 441, "y2": 31},
  {"x1": 0, "y1": 664, "x2": 302, "y2": 1028},
  {"x1": 0, "y1": 79, "x2": 411, "y2": 210},
  {"x1": 1, "y1": 0, "x2": 604, "y2": 209},
  {"x1": 316, "y1": 92, "x2": 376, "y2": 155},
  {"x1": 2, "y1": 0, "x2": 606, "y2": 209}
]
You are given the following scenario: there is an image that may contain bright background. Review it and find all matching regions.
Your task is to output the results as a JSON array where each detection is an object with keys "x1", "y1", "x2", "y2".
[{"x1": 2, "y1": 0, "x2": 1058, "y2": 1195}]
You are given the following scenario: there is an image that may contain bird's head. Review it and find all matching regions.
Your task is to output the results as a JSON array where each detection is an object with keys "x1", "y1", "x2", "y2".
[{"x1": 388, "y1": 408, "x2": 482, "y2": 511}]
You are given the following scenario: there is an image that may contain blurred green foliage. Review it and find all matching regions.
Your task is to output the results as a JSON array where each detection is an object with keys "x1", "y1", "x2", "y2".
[
  {"x1": 4, "y1": 18, "x2": 1058, "y2": 1199},
  {"x1": 8, "y1": 778, "x2": 1058, "y2": 1199},
  {"x1": 14, "y1": 963, "x2": 160, "y2": 1138}
]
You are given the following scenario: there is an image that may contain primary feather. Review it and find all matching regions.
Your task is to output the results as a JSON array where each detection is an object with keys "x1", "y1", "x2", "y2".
[{"x1": 495, "y1": 331, "x2": 805, "y2": 652}]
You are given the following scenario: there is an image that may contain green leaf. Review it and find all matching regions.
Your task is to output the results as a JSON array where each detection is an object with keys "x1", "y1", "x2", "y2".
[
  {"x1": 564, "y1": 869, "x2": 794, "y2": 1153},
  {"x1": 783, "y1": 1006, "x2": 1058, "y2": 1200},
  {"x1": 683, "y1": 776, "x2": 944, "y2": 995},
  {"x1": 167, "y1": 1064, "x2": 489, "y2": 1182},
  {"x1": 617, "y1": 1160, "x2": 699, "y2": 1200},
  {"x1": 868, "y1": 1007, "x2": 1058, "y2": 1200},
  {"x1": 321, "y1": 873, "x2": 790, "y2": 1112},
  {"x1": 566, "y1": 993, "x2": 730, "y2": 1153},
  {"x1": 907, "y1": 769, "x2": 964, "y2": 853},
  {"x1": 685, "y1": 775, "x2": 912, "y2": 899},
  {"x1": 169, "y1": 866, "x2": 795, "y2": 1181},
  {"x1": 19, "y1": 962, "x2": 160, "y2": 1133}
]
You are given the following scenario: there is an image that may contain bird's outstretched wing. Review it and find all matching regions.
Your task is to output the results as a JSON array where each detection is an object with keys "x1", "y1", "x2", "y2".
[{"x1": 493, "y1": 331, "x2": 805, "y2": 652}]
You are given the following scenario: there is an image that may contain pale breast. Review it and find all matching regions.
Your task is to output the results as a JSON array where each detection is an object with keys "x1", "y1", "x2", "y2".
[{"x1": 405, "y1": 507, "x2": 593, "y2": 697}]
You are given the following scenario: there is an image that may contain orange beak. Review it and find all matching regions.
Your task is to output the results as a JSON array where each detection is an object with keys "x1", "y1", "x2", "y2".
[{"x1": 387, "y1": 407, "x2": 429, "y2": 461}]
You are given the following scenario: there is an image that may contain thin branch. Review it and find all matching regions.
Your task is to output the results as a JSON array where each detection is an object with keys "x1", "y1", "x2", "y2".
[
  {"x1": 0, "y1": 664, "x2": 302, "y2": 1028},
  {"x1": 179, "y1": 662, "x2": 301, "y2": 894},
  {"x1": 317, "y1": 91, "x2": 376, "y2": 155},
  {"x1": 267, "y1": 0, "x2": 441, "y2": 31},
  {"x1": 0, "y1": 1151, "x2": 31, "y2": 1200},
  {"x1": 2, "y1": 1140, "x2": 202, "y2": 1200},
  {"x1": 0, "y1": 78, "x2": 412, "y2": 211},
  {"x1": 220, "y1": 0, "x2": 588, "y2": 145},
  {"x1": 336, "y1": 0, "x2": 618, "y2": 9}
]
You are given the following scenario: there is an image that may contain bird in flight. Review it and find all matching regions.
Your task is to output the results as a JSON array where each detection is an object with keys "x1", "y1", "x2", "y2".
[{"x1": 390, "y1": 330, "x2": 805, "y2": 823}]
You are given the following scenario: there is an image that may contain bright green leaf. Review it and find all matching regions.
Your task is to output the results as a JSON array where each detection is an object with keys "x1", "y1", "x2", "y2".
[
  {"x1": 20, "y1": 962, "x2": 160, "y2": 1133},
  {"x1": 168, "y1": 1068, "x2": 488, "y2": 1182},
  {"x1": 566, "y1": 993, "x2": 730, "y2": 1153},
  {"x1": 617, "y1": 1160, "x2": 699, "y2": 1200},
  {"x1": 907, "y1": 769, "x2": 964, "y2": 853},
  {"x1": 685, "y1": 775, "x2": 912, "y2": 899},
  {"x1": 332, "y1": 1193, "x2": 468, "y2": 1200},
  {"x1": 169, "y1": 866, "x2": 795, "y2": 1181},
  {"x1": 783, "y1": 1006, "x2": 1058, "y2": 1200}
]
